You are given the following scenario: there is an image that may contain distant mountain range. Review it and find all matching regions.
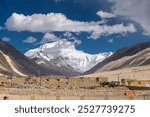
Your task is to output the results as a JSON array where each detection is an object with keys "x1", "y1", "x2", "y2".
[
  {"x1": 0, "y1": 40, "x2": 83, "y2": 76},
  {"x1": 0, "y1": 39, "x2": 149, "y2": 77},
  {"x1": 0, "y1": 40, "x2": 111, "y2": 76},
  {"x1": 85, "y1": 41, "x2": 150, "y2": 74},
  {"x1": 25, "y1": 40, "x2": 112, "y2": 73}
]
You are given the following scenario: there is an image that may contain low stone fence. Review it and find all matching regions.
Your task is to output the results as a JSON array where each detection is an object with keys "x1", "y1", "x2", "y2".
[{"x1": 0, "y1": 94, "x2": 150, "y2": 100}]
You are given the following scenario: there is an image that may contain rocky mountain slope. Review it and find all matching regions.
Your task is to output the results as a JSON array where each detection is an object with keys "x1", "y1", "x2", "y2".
[
  {"x1": 0, "y1": 40, "x2": 74, "y2": 76},
  {"x1": 85, "y1": 41, "x2": 150, "y2": 74}
]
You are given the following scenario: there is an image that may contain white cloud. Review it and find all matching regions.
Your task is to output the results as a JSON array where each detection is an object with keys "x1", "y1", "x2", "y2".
[
  {"x1": 23, "y1": 36, "x2": 37, "y2": 43},
  {"x1": 108, "y1": 39, "x2": 114, "y2": 43},
  {"x1": 2, "y1": 37, "x2": 10, "y2": 42},
  {"x1": 40, "y1": 32, "x2": 82, "y2": 46},
  {"x1": 58, "y1": 39, "x2": 81, "y2": 47},
  {"x1": 63, "y1": 32, "x2": 73, "y2": 38},
  {"x1": 40, "y1": 33, "x2": 61, "y2": 44},
  {"x1": 63, "y1": 32, "x2": 82, "y2": 45},
  {"x1": 73, "y1": 39, "x2": 82, "y2": 45},
  {"x1": 5, "y1": 13, "x2": 136, "y2": 39},
  {"x1": 97, "y1": 10, "x2": 116, "y2": 19},
  {"x1": 89, "y1": 23, "x2": 136, "y2": 39},
  {"x1": 5, "y1": 13, "x2": 98, "y2": 33},
  {"x1": 63, "y1": 32, "x2": 78, "y2": 41},
  {"x1": 108, "y1": 0, "x2": 150, "y2": 35}
]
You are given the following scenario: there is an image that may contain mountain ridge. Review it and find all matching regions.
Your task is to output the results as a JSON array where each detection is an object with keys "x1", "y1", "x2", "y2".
[
  {"x1": 25, "y1": 40, "x2": 112, "y2": 73},
  {"x1": 0, "y1": 40, "x2": 75, "y2": 76},
  {"x1": 85, "y1": 41, "x2": 150, "y2": 74}
]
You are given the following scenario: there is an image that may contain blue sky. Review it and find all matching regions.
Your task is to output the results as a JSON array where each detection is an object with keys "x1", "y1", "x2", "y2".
[{"x1": 0, "y1": 0, "x2": 150, "y2": 54}]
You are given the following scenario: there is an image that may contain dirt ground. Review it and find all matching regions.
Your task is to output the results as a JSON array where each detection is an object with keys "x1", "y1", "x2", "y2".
[
  {"x1": 0, "y1": 66, "x2": 150, "y2": 100},
  {"x1": 82, "y1": 65, "x2": 150, "y2": 81}
]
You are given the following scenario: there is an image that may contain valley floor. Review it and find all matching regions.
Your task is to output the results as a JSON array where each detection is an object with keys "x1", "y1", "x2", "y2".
[
  {"x1": 0, "y1": 88, "x2": 150, "y2": 100},
  {"x1": 83, "y1": 65, "x2": 150, "y2": 81},
  {"x1": 0, "y1": 65, "x2": 150, "y2": 100}
]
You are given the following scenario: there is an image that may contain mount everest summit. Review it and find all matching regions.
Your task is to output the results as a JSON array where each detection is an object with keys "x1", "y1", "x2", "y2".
[{"x1": 25, "y1": 40, "x2": 112, "y2": 73}]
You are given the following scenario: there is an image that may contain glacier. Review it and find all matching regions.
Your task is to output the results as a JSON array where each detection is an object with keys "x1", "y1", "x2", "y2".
[{"x1": 25, "y1": 40, "x2": 112, "y2": 72}]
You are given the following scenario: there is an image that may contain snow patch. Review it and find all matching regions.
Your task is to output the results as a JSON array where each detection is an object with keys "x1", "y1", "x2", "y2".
[{"x1": 25, "y1": 40, "x2": 112, "y2": 72}]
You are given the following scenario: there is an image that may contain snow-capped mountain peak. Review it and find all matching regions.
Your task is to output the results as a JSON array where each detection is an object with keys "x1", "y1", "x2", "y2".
[{"x1": 25, "y1": 40, "x2": 112, "y2": 72}]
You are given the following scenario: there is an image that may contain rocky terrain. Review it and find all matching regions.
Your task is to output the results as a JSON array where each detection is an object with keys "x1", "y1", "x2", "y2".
[
  {"x1": 0, "y1": 40, "x2": 71, "y2": 76},
  {"x1": 0, "y1": 75, "x2": 149, "y2": 100},
  {"x1": 85, "y1": 41, "x2": 150, "y2": 74}
]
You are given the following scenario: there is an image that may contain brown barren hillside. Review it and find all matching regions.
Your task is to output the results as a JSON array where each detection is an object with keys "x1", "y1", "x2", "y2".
[
  {"x1": 85, "y1": 41, "x2": 150, "y2": 74},
  {"x1": 82, "y1": 65, "x2": 150, "y2": 81},
  {"x1": 96, "y1": 48, "x2": 150, "y2": 72}
]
